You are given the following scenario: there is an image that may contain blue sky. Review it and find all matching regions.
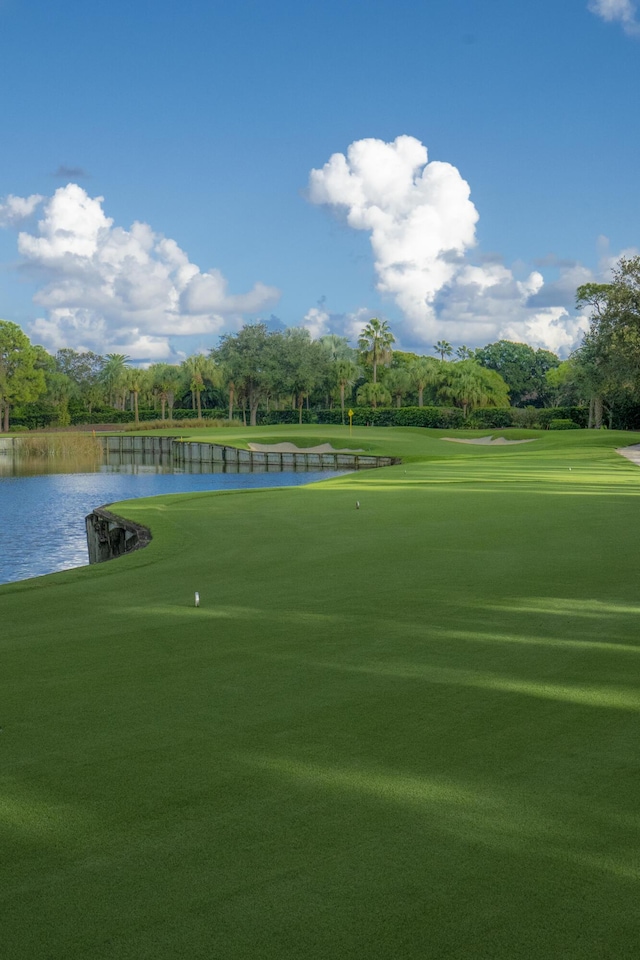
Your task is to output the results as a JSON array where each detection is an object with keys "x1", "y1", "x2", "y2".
[{"x1": 0, "y1": 0, "x2": 638, "y2": 360}]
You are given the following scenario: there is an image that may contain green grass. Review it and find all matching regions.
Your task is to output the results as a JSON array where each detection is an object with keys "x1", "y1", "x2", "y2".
[{"x1": 2, "y1": 427, "x2": 640, "y2": 958}]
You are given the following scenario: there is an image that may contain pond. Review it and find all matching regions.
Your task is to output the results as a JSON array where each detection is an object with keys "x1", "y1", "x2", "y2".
[{"x1": 0, "y1": 452, "x2": 347, "y2": 585}]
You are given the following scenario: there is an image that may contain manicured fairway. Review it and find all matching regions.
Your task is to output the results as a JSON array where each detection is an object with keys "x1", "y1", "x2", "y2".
[{"x1": 2, "y1": 427, "x2": 640, "y2": 959}]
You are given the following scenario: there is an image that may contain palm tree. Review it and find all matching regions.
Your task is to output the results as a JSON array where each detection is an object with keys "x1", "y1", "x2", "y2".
[
  {"x1": 125, "y1": 366, "x2": 148, "y2": 425},
  {"x1": 358, "y1": 318, "x2": 395, "y2": 383},
  {"x1": 333, "y1": 359, "x2": 359, "y2": 424},
  {"x1": 456, "y1": 345, "x2": 475, "y2": 360},
  {"x1": 409, "y1": 357, "x2": 439, "y2": 407},
  {"x1": 356, "y1": 381, "x2": 391, "y2": 409},
  {"x1": 386, "y1": 368, "x2": 411, "y2": 408},
  {"x1": 181, "y1": 355, "x2": 221, "y2": 419},
  {"x1": 439, "y1": 360, "x2": 509, "y2": 417},
  {"x1": 319, "y1": 334, "x2": 356, "y2": 363},
  {"x1": 433, "y1": 340, "x2": 453, "y2": 361},
  {"x1": 100, "y1": 354, "x2": 130, "y2": 409},
  {"x1": 150, "y1": 363, "x2": 182, "y2": 420}
]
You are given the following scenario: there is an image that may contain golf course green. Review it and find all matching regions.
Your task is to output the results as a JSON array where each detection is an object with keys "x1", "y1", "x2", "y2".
[{"x1": 2, "y1": 426, "x2": 640, "y2": 959}]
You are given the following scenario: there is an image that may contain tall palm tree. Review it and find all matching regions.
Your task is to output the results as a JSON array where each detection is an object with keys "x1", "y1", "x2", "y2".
[
  {"x1": 124, "y1": 366, "x2": 148, "y2": 426},
  {"x1": 456, "y1": 345, "x2": 475, "y2": 360},
  {"x1": 100, "y1": 354, "x2": 130, "y2": 408},
  {"x1": 386, "y1": 368, "x2": 411, "y2": 408},
  {"x1": 358, "y1": 318, "x2": 395, "y2": 383},
  {"x1": 181, "y1": 355, "x2": 221, "y2": 419},
  {"x1": 333, "y1": 359, "x2": 359, "y2": 424},
  {"x1": 433, "y1": 340, "x2": 453, "y2": 361},
  {"x1": 150, "y1": 363, "x2": 182, "y2": 420},
  {"x1": 409, "y1": 357, "x2": 439, "y2": 407},
  {"x1": 318, "y1": 334, "x2": 356, "y2": 363}
]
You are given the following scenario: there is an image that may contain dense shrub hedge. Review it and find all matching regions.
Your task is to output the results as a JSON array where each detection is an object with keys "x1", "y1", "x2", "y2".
[
  {"x1": 548, "y1": 419, "x2": 580, "y2": 430},
  {"x1": 536, "y1": 407, "x2": 589, "y2": 428},
  {"x1": 469, "y1": 406, "x2": 589, "y2": 429},
  {"x1": 261, "y1": 407, "x2": 466, "y2": 428},
  {"x1": 7, "y1": 402, "x2": 600, "y2": 431}
]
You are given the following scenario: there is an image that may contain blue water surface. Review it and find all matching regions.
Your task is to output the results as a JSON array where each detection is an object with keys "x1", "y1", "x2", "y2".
[{"x1": 0, "y1": 467, "x2": 343, "y2": 585}]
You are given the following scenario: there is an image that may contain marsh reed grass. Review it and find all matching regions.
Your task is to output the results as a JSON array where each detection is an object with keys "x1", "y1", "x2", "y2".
[{"x1": 17, "y1": 432, "x2": 103, "y2": 460}]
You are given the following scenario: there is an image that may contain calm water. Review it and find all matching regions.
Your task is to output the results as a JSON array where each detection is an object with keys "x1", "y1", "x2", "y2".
[{"x1": 0, "y1": 454, "x2": 345, "y2": 585}]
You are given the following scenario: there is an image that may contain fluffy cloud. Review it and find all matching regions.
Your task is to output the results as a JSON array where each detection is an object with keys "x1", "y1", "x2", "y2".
[
  {"x1": 308, "y1": 136, "x2": 593, "y2": 354},
  {"x1": 300, "y1": 305, "x2": 373, "y2": 343},
  {"x1": 309, "y1": 136, "x2": 478, "y2": 335},
  {"x1": 1, "y1": 184, "x2": 280, "y2": 360},
  {"x1": 588, "y1": 0, "x2": 640, "y2": 34},
  {"x1": 0, "y1": 193, "x2": 43, "y2": 227}
]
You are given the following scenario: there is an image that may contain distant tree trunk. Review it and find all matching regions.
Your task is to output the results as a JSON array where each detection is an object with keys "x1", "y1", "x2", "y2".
[
  {"x1": 250, "y1": 399, "x2": 259, "y2": 427},
  {"x1": 594, "y1": 394, "x2": 603, "y2": 429},
  {"x1": 298, "y1": 396, "x2": 304, "y2": 425},
  {"x1": 418, "y1": 386, "x2": 424, "y2": 407},
  {"x1": 3, "y1": 402, "x2": 9, "y2": 432},
  {"x1": 340, "y1": 384, "x2": 345, "y2": 424},
  {"x1": 133, "y1": 391, "x2": 139, "y2": 425},
  {"x1": 161, "y1": 396, "x2": 166, "y2": 420},
  {"x1": 196, "y1": 390, "x2": 202, "y2": 419},
  {"x1": 396, "y1": 395, "x2": 401, "y2": 408},
  {"x1": 228, "y1": 383, "x2": 235, "y2": 421},
  {"x1": 168, "y1": 392, "x2": 175, "y2": 419},
  {"x1": 588, "y1": 397, "x2": 594, "y2": 429},
  {"x1": 306, "y1": 395, "x2": 310, "y2": 410}
]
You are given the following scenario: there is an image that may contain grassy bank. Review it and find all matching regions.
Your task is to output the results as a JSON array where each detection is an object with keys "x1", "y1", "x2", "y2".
[{"x1": 2, "y1": 428, "x2": 640, "y2": 958}]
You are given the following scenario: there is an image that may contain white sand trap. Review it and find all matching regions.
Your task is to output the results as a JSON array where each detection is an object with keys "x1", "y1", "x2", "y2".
[
  {"x1": 442, "y1": 436, "x2": 537, "y2": 446},
  {"x1": 248, "y1": 442, "x2": 364, "y2": 454},
  {"x1": 616, "y1": 444, "x2": 640, "y2": 466}
]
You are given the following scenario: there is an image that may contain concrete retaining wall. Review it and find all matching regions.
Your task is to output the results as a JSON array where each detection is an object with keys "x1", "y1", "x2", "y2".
[
  {"x1": 99, "y1": 435, "x2": 399, "y2": 470},
  {"x1": 85, "y1": 507, "x2": 152, "y2": 564}
]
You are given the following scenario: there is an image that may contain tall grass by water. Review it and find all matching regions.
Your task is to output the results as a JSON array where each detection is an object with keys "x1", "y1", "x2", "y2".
[
  {"x1": 121, "y1": 417, "x2": 242, "y2": 431},
  {"x1": 14, "y1": 432, "x2": 103, "y2": 460}
]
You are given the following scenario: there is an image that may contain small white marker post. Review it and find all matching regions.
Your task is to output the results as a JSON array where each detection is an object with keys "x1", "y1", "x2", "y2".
[{"x1": 194, "y1": 591, "x2": 200, "y2": 608}]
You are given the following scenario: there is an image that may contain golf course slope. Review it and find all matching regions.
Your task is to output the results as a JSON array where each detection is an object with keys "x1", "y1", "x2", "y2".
[{"x1": 2, "y1": 426, "x2": 640, "y2": 959}]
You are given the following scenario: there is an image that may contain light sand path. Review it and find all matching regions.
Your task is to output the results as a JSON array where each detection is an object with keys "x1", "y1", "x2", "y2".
[
  {"x1": 616, "y1": 444, "x2": 640, "y2": 466},
  {"x1": 442, "y1": 436, "x2": 537, "y2": 446},
  {"x1": 248, "y1": 442, "x2": 364, "y2": 454}
]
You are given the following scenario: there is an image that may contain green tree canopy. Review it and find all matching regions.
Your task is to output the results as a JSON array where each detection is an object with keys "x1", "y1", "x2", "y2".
[
  {"x1": 572, "y1": 257, "x2": 640, "y2": 427},
  {"x1": 475, "y1": 340, "x2": 559, "y2": 406},
  {"x1": 213, "y1": 324, "x2": 279, "y2": 426},
  {"x1": 277, "y1": 328, "x2": 328, "y2": 423},
  {"x1": 0, "y1": 321, "x2": 46, "y2": 431}
]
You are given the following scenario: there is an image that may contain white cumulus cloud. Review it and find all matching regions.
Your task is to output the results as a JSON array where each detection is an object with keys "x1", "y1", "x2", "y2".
[
  {"x1": 308, "y1": 136, "x2": 593, "y2": 354},
  {"x1": 588, "y1": 0, "x2": 640, "y2": 35},
  {"x1": 1, "y1": 184, "x2": 280, "y2": 360},
  {"x1": 0, "y1": 193, "x2": 43, "y2": 227}
]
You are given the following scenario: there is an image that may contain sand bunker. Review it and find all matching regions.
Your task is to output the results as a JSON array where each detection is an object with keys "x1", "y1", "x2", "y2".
[
  {"x1": 442, "y1": 436, "x2": 537, "y2": 446},
  {"x1": 248, "y1": 442, "x2": 364, "y2": 454},
  {"x1": 617, "y1": 444, "x2": 640, "y2": 466}
]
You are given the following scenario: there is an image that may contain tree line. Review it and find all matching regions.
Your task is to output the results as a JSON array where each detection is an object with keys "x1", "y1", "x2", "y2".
[{"x1": 3, "y1": 258, "x2": 639, "y2": 432}]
